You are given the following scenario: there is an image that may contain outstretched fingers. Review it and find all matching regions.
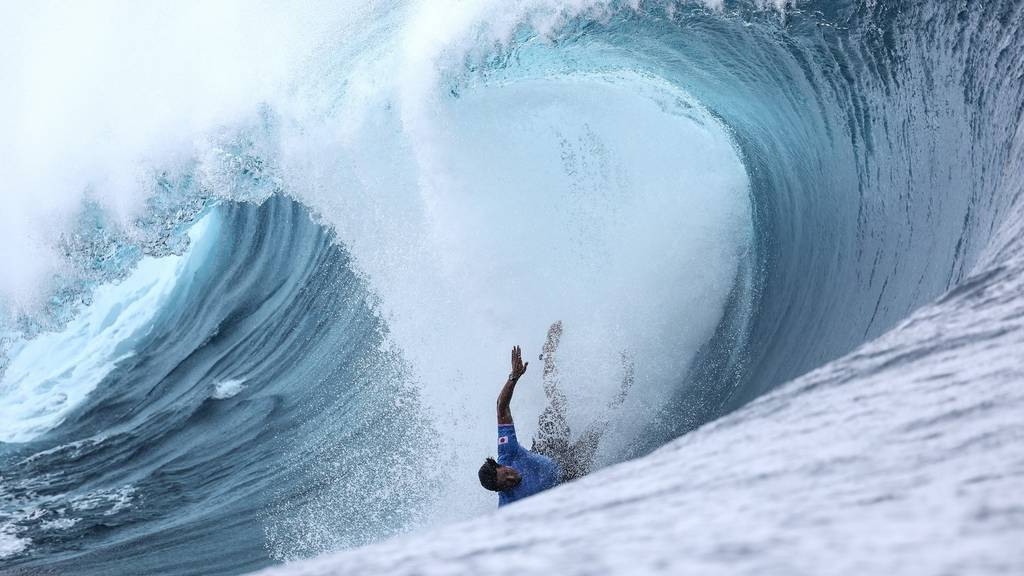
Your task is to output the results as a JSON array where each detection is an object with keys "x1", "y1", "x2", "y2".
[{"x1": 510, "y1": 345, "x2": 528, "y2": 379}]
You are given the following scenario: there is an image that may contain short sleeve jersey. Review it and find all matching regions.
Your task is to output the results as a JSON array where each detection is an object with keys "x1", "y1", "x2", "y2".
[{"x1": 496, "y1": 423, "x2": 561, "y2": 506}]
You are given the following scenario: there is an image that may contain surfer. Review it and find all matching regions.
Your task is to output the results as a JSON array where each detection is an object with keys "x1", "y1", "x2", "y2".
[{"x1": 478, "y1": 322, "x2": 633, "y2": 506}]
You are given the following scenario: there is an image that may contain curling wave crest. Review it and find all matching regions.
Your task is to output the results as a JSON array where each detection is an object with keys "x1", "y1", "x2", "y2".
[{"x1": 1, "y1": 0, "x2": 1022, "y2": 574}]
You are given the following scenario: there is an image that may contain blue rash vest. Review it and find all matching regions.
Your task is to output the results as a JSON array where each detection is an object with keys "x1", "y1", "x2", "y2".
[{"x1": 496, "y1": 423, "x2": 561, "y2": 506}]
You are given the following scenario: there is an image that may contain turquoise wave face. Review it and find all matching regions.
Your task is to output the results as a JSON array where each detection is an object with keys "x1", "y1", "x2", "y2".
[
  {"x1": 2, "y1": 198, "x2": 442, "y2": 574},
  {"x1": 1, "y1": 1, "x2": 1021, "y2": 574}
]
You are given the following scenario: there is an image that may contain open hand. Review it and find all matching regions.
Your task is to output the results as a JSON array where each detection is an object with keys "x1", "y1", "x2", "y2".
[{"x1": 510, "y1": 345, "x2": 529, "y2": 382}]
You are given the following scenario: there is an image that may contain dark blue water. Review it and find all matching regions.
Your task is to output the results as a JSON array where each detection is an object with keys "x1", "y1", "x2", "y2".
[{"x1": 0, "y1": 199, "x2": 438, "y2": 574}]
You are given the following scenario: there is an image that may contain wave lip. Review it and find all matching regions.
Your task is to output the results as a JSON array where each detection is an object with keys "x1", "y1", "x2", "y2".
[{"x1": 0, "y1": 214, "x2": 215, "y2": 443}]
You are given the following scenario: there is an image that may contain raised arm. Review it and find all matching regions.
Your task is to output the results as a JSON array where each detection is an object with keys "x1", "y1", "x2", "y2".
[{"x1": 497, "y1": 345, "x2": 529, "y2": 425}]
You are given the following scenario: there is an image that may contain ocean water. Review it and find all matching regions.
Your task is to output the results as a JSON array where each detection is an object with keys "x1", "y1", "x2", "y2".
[{"x1": 1, "y1": 1, "x2": 1021, "y2": 574}]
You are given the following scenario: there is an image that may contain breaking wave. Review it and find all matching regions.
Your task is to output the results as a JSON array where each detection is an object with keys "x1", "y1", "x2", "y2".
[{"x1": 1, "y1": 1, "x2": 1020, "y2": 574}]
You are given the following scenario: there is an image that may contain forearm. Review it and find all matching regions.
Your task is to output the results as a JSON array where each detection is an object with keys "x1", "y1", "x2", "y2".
[{"x1": 496, "y1": 376, "x2": 517, "y2": 424}]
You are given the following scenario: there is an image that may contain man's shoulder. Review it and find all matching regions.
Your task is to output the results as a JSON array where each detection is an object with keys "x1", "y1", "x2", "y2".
[
  {"x1": 525, "y1": 447, "x2": 556, "y2": 466},
  {"x1": 497, "y1": 423, "x2": 523, "y2": 462},
  {"x1": 526, "y1": 449, "x2": 561, "y2": 483}
]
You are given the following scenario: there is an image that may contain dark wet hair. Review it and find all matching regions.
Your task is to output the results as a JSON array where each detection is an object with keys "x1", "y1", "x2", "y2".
[{"x1": 478, "y1": 457, "x2": 500, "y2": 491}]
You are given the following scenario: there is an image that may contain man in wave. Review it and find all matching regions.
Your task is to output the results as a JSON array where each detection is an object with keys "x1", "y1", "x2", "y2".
[{"x1": 478, "y1": 322, "x2": 632, "y2": 506}]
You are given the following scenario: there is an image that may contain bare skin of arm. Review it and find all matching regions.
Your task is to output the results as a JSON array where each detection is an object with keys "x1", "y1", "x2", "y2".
[{"x1": 497, "y1": 345, "x2": 529, "y2": 425}]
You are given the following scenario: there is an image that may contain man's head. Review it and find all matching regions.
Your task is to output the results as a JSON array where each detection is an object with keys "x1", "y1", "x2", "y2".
[{"x1": 478, "y1": 457, "x2": 521, "y2": 492}]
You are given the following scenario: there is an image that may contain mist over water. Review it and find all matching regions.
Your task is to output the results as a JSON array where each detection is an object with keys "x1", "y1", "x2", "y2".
[{"x1": 2, "y1": 0, "x2": 1021, "y2": 574}]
